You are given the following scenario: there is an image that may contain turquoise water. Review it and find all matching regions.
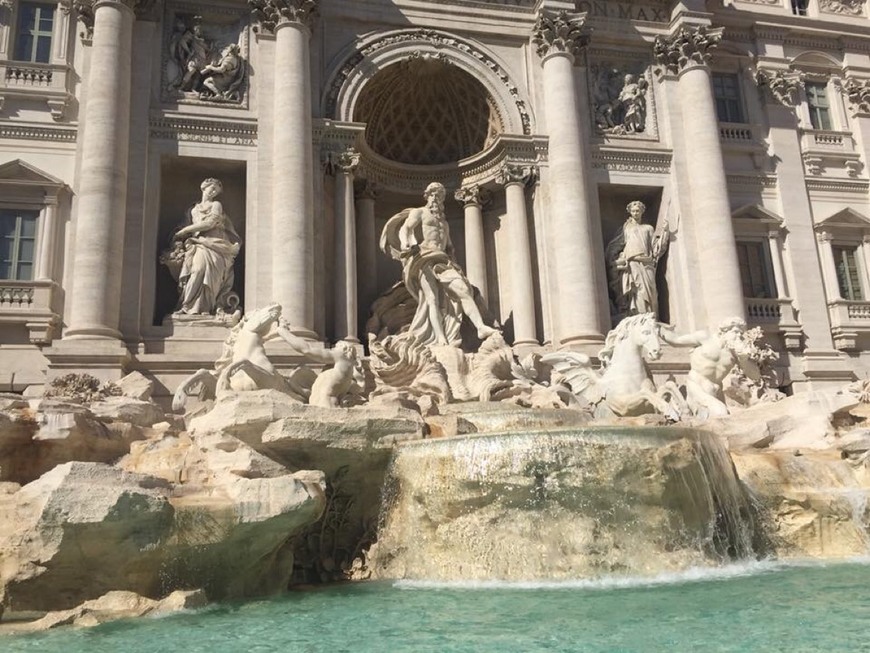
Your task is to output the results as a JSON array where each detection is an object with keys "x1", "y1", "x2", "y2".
[{"x1": 4, "y1": 561, "x2": 870, "y2": 653}]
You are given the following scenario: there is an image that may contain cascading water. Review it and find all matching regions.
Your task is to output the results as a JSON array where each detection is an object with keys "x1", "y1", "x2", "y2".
[{"x1": 371, "y1": 426, "x2": 762, "y2": 581}]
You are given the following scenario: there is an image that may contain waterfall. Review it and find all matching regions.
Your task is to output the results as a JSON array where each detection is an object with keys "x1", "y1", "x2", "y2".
[{"x1": 372, "y1": 426, "x2": 760, "y2": 581}]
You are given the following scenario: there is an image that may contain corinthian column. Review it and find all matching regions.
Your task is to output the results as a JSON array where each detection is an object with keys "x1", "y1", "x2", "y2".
[
  {"x1": 532, "y1": 10, "x2": 606, "y2": 346},
  {"x1": 654, "y1": 25, "x2": 745, "y2": 324},
  {"x1": 454, "y1": 185, "x2": 489, "y2": 304},
  {"x1": 496, "y1": 163, "x2": 538, "y2": 347},
  {"x1": 65, "y1": 0, "x2": 144, "y2": 339},
  {"x1": 251, "y1": 0, "x2": 318, "y2": 336},
  {"x1": 329, "y1": 148, "x2": 360, "y2": 343}
]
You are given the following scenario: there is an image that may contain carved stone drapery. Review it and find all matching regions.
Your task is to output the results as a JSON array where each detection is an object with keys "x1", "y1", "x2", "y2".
[
  {"x1": 496, "y1": 161, "x2": 537, "y2": 187},
  {"x1": 653, "y1": 26, "x2": 722, "y2": 75},
  {"x1": 248, "y1": 0, "x2": 318, "y2": 34},
  {"x1": 819, "y1": 0, "x2": 865, "y2": 15},
  {"x1": 531, "y1": 11, "x2": 591, "y2": 61},
  {"x1": 755, "y1": 69, "x2": 805, "y2": 107},
  {"x1": 844, "y1": 77, "x2": 870, "y2": 115}
]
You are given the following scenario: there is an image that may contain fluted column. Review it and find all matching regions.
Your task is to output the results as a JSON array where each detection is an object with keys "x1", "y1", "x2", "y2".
[
  {"x1": 355, "y1": 180, "x2": 379, "y2": 330},
  {"x1": 330, "y1": 148, "x2": 360, "y2": 343},
  {"x1": 454, "y1": 185, "x2": 489, "y2": 304},
  {"x1": 532, "y1": 10, "x2": 606, "y2": 345},
  {"x1": 497, "y1": 162, "x2": 538, "y2": 347},
  {"x1": 65, "y1": 0, "x2": 141, "y2": 339},
  {"x1": 252, "y1": 0, "x2": 318, "y2": 336},
  {"x1": 655, "y1": 25, "x2": 745, "y2": 324}
]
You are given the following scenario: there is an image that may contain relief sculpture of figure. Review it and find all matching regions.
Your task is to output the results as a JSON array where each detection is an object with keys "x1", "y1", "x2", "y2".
[
  {"x1": 167, "y1": 16, "x2": 210, "y2": 93},
  {"x1": 606, "y1": 200, "x2": 669, "y2": 320},
  {"x1": 162, "y1": 178, "x2": 242, "y2": 319},
  {"x1": 617, "y1": 74, "x2": 648, "y2": 134},
  {"x1": 200, "y1": 43, "x2": 246, "y2": 102},
  {"x1": 379, "y1": 182, "x2": 498, "y2": 347}
]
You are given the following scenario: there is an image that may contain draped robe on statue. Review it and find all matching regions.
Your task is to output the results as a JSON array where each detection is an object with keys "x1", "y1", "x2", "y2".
[{"x1": 379, "y1": 208, "x2": 470, "y2": 347}]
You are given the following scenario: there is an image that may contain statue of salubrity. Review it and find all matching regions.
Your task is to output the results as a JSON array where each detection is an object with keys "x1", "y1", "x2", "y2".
[{"x1": 606, "y1": 200, "x2": 670, "y2": 321}]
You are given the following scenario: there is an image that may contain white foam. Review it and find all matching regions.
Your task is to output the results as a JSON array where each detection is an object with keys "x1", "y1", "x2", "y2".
[{"x1": 393, "y1": 557, "x2": 870, "y2": 592}]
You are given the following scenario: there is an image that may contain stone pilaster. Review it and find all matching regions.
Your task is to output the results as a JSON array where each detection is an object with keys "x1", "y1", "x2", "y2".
[
  {"x1": 252, "y1": 0, "x2": 319, "y2": 336},
  {"x1": 496, "y1": 162, "x2": 538, "y2": 347},
  {"x1": 454, "y1": 185, "x2": 490, "y2": 304},
  {"x1": 532, "y1": 10, "x2": 606, "y2": 346},
  {"x1": 654, "y1": 24, "x2": 746, "y2": 325}
]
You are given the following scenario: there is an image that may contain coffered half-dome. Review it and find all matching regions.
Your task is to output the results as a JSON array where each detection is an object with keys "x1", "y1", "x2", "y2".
[{"x1": 354, "y1": 57, "x2": 503, "y2": 166}]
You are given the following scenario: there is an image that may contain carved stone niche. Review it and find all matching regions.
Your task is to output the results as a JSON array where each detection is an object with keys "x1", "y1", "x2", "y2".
[
  {"x1": 162, "y1": 3, "x2": 250, "y2": 108},
  {"x1": 589, "y1": 60, "x2": 652, "y2": 137}
]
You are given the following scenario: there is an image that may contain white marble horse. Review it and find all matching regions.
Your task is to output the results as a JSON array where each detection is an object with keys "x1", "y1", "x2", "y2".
[{"x1": 542, "y1": 313, "x2": 685, "y2": 419}]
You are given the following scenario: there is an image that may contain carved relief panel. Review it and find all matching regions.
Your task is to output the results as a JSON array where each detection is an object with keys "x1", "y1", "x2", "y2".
[
  {"x1": 588, "y1": 53, "x2": 657, "y2": 139},
  {"x1": 162, "y1": 3, "x2": 250, "y2": 108}
]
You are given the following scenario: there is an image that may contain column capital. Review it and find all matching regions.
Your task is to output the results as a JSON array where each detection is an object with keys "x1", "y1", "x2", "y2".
[
  {"x1": 69, "y1": 0, "x2": 155, "y2": 42},
  {"x1": 322, "y1": 147, "x2": 360, "y2": 176},
  {"x1": 755, "y1": 68, "x2": 805, "y2": 107},
  {"x1": 496, "y1": 162, "x2": 538, "y2": 188},
  {"x1": 355, "y1": 179, "x2": 379, "y2": 201},
  {"x1": 454, "y1": 184, "x2": 491, "y2": 208},
  {"x1": 249, "y1": 0, "x2": 318, "y2": 35},
  {"x1": 817, "y1": 230, "x2": 834, "y2": 244},
  {"x1": 531, "y1": 10, "x2": 591, "y2": 63},
  {"x1": 653, "y1": 25, "x2": 722, "y2": 75}
]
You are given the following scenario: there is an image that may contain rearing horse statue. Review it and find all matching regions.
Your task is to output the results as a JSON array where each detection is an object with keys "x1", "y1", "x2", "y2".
[{"x1": 541, "y1": 313, "x2": 685, "y2": 419}]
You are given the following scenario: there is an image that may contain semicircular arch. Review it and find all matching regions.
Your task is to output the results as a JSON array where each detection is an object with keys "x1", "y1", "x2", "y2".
[{"x1": 322, "y1": 28, "x2": 535, "y2": 137}]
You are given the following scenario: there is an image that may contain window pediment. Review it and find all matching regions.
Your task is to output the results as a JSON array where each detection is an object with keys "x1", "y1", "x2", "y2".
[
  {"x1": 816, "y1": 207, "x2": 870, "y2": 232},
  {"x1": 0, "y1": 159, "x2": 65, "y2": 190}
]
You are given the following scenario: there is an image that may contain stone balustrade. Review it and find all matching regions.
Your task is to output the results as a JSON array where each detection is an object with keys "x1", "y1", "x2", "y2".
[
  {"x1": 719, "y1": 123, "x2": 754, "y2": 142},
  {"x1": 0, "y1": 280, "x2": 61, "y2": 344},
  {"x1": 827, "y1": 299, "x2": 870, "y2": 350},
  {"x1": 745, "y1": 297, "x2": 802, "y2": 351},
  {"x1": 0, "y1": 60, "x2": 73, "y2": 120}
]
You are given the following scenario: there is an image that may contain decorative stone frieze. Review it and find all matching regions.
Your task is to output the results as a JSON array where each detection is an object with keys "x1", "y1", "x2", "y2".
[
  {"x1": 495, "y1": 162, "x2": 537, "y2": 187},
  {"x1": 653, "y1": 26, "x2": 723, "y2": 75},
  {"x1": 531, "y1": 11, "x2": 591, "y2": 61},
  {"x1": 819, "y1": 0, "x2": 865, "y2": 15},
  {"x1": 755, "y1": 69, "x2": 805, "y2": 106},
  {"x1": 248, "y1": 0, "x2": 318, "y2": 34},
  {"x1": 843, "y1": 77, "x2": 870, "y2": 116},
  {"x1": 149, "y1": 117, "x2": 257, "y2": 145}
]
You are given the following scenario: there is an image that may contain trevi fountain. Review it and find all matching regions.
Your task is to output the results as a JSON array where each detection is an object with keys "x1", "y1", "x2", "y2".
[
  {"x1": 3, "y1": 1, "x2": 870, "y2": 651},
  {"x1": 1, "y1": 176, "x2": 869, "y2": 650}
]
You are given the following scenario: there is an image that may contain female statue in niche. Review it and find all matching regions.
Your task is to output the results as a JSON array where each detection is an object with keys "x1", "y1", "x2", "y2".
[
  {"x1": 606, "y1": 200, "x2": 669, "y2": 320},
  {"x1": 161, "y1": 178, "x2": 242, "y2": 320}
]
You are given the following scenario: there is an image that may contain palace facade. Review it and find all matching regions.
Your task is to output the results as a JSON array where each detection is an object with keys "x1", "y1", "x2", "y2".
[{"x1": 2, "y1": 0, "x2": 870, "y2": 401}]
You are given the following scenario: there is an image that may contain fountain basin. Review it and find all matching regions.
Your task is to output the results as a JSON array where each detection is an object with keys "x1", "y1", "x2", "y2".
[{"x1": 372, "y1": 426, "x2": 758, "y2": 581}]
